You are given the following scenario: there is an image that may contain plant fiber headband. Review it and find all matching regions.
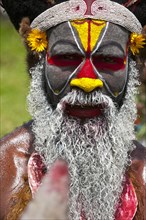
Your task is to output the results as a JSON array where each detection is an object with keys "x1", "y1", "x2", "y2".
[{"x1": 31, "y1": 0, "x2": 142, "y2": 33}]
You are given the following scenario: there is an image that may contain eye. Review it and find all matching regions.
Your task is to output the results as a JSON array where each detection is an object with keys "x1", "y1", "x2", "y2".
[
  {"x1": 92, "y1": 55, "x2": 126, "y2": 71},
  {"x1": 102, "y1": 57, "x2": 115, "y2": 63},
  {"x1": 47, "y1": 53, "x2": 83, "y2": 67},
  {"x1": 61, "y1": 55, "x2": 77, "y2": 60}
]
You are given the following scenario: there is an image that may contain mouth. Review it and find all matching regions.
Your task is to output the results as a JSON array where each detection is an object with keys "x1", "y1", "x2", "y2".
[{"x1": 65, "y1": 104, "x2": 104, "y2": 118}]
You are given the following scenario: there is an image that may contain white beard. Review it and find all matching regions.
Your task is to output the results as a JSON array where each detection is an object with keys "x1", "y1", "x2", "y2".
[{"x1": 28, "y1": 58, "x2": 139, "y2": 220}]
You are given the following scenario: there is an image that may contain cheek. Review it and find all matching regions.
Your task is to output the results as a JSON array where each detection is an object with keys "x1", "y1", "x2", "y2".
[
  {"x1": 100, "y1": 68, "x2": 128, "y2": 96},
  {"x1": 45, "y1": 63, "x2": 75, "y2": 94}
]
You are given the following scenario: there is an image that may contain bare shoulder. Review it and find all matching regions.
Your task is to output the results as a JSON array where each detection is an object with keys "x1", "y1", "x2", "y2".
[
  {"x1": 0, "y1": 120, "x2": 34, "y2": 152},
  {"x1": 0, "y1": 121, "x2": 34, "y2": 219},
  {"x1": 0, "y1": 120, "x2": 35, "y2": 185}
]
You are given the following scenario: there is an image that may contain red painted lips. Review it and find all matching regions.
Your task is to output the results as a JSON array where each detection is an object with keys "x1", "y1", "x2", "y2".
[{"x1": 65, "y1": 104, "x2": 103, "y2": 118}]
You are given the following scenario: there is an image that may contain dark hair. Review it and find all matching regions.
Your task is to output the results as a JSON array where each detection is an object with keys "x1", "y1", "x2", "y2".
[
  {"x1": 1, "y1": 0, "x2": 67, "y2": 30},
  {"x1": 112, "y1": 0, "x2": 146, "y2": 26}
]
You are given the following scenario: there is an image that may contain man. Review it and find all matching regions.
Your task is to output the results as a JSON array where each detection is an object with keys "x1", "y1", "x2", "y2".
[{"x1": 0, "y1": 0, "x2": 146, "y2": 219}]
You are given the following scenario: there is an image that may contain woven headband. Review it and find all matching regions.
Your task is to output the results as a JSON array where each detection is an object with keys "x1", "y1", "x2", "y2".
[{"x1": 31, "y1": 0, "x2": 142, "y2": 33}]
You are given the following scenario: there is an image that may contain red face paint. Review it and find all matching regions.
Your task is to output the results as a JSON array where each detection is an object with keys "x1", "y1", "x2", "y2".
[
  {"x1": 92, "y1": 55, "x2": 126, "y2": 71},
  {"x1": 77, "y1": 58, "x2": 97, "y2": 79},
  {"x1": 83, "y1": 0, "x2": 95, "y2": 15},
  {"x1": 47, "y1": 53, "x2": 83, "y2": 67}
]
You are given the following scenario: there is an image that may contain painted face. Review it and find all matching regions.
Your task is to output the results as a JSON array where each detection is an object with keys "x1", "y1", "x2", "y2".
[{"x1": 45, "y1": 19, "x2": 129, "y2": 115}]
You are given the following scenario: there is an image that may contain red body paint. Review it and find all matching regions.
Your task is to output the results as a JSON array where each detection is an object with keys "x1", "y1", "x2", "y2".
[
  {"x1": 83, "y1": 0, "x2": 95, "y2": 15},
  {"x1": 115, "y1": 177, "x2": 138, "y2": 220},
  {"x1": 92, "y1": 55, "x2": 125, "y2": 71},
  {"x1": 28, "y1": 152, "x2": 46, "y2": 196},
  {"x1": 47, "y1": 53, "x2": 82, "y2": 67},
  {"x1": 28, "y1": 154, "x2": 137, "y2": 220},
  {"x1": 87, "y1": 20, "x2": 91, "y2": 53},
  {"x1": 77, "y1": 58, "x2": 97, "y2": 78}
]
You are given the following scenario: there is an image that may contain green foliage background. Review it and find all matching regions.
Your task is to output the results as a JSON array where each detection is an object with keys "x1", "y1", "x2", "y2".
[{"x1": 0, "y1": 18, "x2": 31, "y2": 137}]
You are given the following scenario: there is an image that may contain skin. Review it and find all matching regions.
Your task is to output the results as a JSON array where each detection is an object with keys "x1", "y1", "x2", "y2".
[
  {"x1": 0, "y1": 121, "x2": 34, "y2": 219},
  {"x1": 45, "y1": 20, "x2": 129, "y2": 110}
]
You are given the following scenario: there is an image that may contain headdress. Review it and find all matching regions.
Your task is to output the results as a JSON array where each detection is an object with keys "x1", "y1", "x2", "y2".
[
  {"x1": 31, "y1": 0, "x2": 142, "y2": 33},
  {"x1": 1, "y1": 0, "x2": 146, "y2": 29},
  {"x1": 1, "y1": 0, "x2": 146, "y2": 54}
]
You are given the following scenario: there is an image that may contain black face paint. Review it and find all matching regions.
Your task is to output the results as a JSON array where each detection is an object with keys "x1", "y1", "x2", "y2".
[{"x1": 44, "y1": 21, "x2": 129, "y2": 108}]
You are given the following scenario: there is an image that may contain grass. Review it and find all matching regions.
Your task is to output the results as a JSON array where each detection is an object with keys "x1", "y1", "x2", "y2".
[{"x1": 0, "y1": 18, "x2": 31, "y2": 137}]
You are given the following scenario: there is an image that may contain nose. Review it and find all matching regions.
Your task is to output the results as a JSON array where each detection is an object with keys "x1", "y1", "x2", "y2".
[
  {"x1": 70, "y1": 78, "x2": 103, "y2": 92},
  {"x1": 70, "y1": 58, "x2": 103, "y2": 92}
]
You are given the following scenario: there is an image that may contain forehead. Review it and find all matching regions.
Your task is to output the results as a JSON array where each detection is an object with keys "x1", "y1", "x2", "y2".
[{"x1": 47, "y1": 19, "x2": 129, "y2": 53}]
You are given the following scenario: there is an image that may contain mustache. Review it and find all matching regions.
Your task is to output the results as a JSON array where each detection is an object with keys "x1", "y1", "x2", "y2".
[{"x1": 57, "y1": 90, "x2": 115, "y2": 111}]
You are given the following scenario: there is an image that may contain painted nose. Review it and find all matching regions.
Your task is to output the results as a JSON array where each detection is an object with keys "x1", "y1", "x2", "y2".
[
  {"x1": 70, "y1": 78, "x2": 103, "y2": 92},
  {"x1": 70, "y1": 59, "x2": 103, "y2": 93}
]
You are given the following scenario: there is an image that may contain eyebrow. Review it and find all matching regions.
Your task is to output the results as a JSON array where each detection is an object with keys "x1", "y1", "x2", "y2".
[
  {"x1": 50, "y1": 40, "x2": 81, "y2": 55},
  {"x1": 98, "y1": 41, "x2": 125, "y2": 56}
]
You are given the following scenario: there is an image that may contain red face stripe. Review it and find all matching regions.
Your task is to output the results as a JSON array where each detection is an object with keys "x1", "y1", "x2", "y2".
[
  {"x1": 83, "y1": 0, "x2": 96, "y2": 15},
  {"x1": 47, "y1": 54, "x2": 83, "y2": 67},
  {"x1": 87, "y1": 20, "x2": 91, "y2": 53},
  {"x1": 92, "y1": 55, "x2": 126, "y2": 71},
  {"x1": 77, "y1": 58, "x2": 97, "y2": 79}
]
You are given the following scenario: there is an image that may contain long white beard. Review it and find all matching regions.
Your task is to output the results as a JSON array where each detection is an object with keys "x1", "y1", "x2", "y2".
[{"x1": 27, "y1": 58, "x2": 139, "y2": 220}]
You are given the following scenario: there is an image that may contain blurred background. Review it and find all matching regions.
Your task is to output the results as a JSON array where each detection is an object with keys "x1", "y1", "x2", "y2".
[
  {"x1": 0, "y1": 11, "x2": 31, "y2": 137},
  {"x1": 0, "y1": 11, "x2": 146, "y2": 144}
]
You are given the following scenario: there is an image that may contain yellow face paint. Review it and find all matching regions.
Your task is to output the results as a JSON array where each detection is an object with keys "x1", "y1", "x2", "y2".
[
  {"x1": 114, "y1": 92, "x2": 119, "y2": 97},
  {"x1": 124, "y1": 57, "x2": 127, "y2": 65},
  {"x1": 71, "y1": 19, "x2": 106, "y2": 52},
  {"x1": 70, "y1": 78, "x2": 103, "y2": 93}
]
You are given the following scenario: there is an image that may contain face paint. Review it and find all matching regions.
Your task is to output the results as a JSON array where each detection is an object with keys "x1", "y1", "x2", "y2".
[
  {"x1": 92, "y1": 56, "x2": 126, "y2": 71},
  {"x1": 28, "y1": 58, "x2": 139, "y2": 219},
  {"x1": 47, "y1": 53, "x2": 83, "y2": 67},
  {"x1": 71, "y1": 19, "x2": 106, "y2": 53},
  {"x1": 45, "y1": 20, "x2": 129, "y2": 111}
]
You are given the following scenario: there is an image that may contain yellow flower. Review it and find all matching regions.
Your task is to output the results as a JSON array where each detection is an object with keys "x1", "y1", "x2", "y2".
[
  {"x1": 130, "y1": 33, "x2": 146, "y2": 55},
  {"x1": 27, "y1": 29, "x2": 48, "y2": 52}
]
